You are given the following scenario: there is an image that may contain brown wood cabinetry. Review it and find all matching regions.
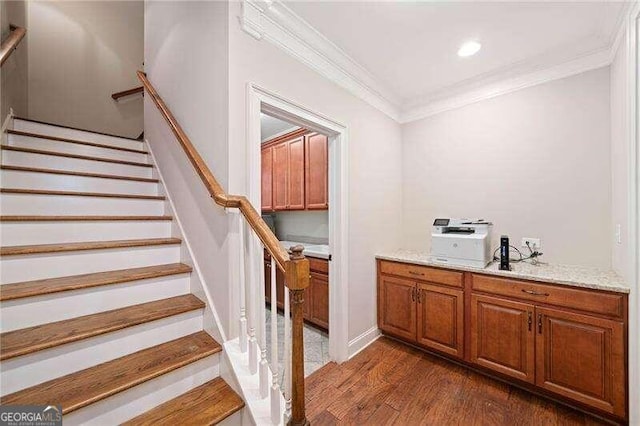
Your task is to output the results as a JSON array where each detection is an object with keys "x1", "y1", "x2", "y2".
[
  {"x1": 265, "y1": 250, "x2": 329, "y2": 330},
  {"x1": 377, "y1": 259, "x2": 628, "y2": 421},
  {"x1": 261, "y1": 130, "x2": 328, "y2": 212}
]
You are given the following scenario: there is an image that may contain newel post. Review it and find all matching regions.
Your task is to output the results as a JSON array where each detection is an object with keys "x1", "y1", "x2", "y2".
[{"x1": 286, "y1": 245, "x2": 310, "y2": 426}]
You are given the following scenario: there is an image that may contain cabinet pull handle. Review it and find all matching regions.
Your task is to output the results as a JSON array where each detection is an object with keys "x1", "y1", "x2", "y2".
[
  {"x1": 537, "y1": 314, "x2": 543, "y2": 334},
  {"x1": 528, "y1": 312, "x2": 532, "y2": 331},
  {"x1": 522, "y1": 289, "x2": 549, "y2": 297},
  {"x1": 408, "y1": 271, "x2": 425, "y2": 277},
  {"x1": 411, "y1": 288, "x2": 416, "y2": 302},
  {"x1": 416, "y1": 289, "x2": 421, "y2": 304}
]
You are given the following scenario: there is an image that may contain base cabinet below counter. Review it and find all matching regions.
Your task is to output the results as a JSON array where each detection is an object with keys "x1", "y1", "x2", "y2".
[
  {"x1": 265, "y1": 250, "x2": 329, "y2": 330},
  {"x1": 377, "y1": 259, "x2": 628, "y2": 422}
]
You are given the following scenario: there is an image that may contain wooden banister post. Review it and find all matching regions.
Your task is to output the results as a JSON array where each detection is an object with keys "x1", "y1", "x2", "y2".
[{"x1": 286, "y1": 245, "x2": 310, "y2": 426}]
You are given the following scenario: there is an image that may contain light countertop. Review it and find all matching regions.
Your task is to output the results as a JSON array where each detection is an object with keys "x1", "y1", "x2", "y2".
[
  {"x1": 376, "y1": 249, "x2": 629, "y2": 294},
  {"x1": 280, "y1": 240, "x2": 330, "y2": 260}
]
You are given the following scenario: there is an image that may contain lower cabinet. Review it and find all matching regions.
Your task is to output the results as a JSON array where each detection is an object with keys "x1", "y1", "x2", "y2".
[
  {"x1": 377, "y1": 260, "x2": 628, "y2": 421},
  {"x1": 470, "y1": 294, "x2": 536, "y2": 383}
]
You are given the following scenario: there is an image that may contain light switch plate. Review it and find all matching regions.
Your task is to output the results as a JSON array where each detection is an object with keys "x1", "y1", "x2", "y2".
[{"x1": 522, "y1": 237, "x2": 541, "y2": 250}]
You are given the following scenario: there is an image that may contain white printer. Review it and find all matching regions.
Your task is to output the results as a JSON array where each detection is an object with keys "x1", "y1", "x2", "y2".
[{"x1": 431, "y1": 218, "x2": 493, "y2": 268}]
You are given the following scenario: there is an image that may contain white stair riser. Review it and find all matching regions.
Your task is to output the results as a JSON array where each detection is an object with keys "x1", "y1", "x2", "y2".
[
  {"x1": 0, "y1": 311, "x2": 204, "y2": 394},
  {"x1": 8, "y1": 134, "x2": 149, "y2": 163},
  {"x1": 0, "y1": 245, "x2": 181, "y2": 283},
  {"x1": 1, "y1": 274, "x2": 190, "y2": 331},
  {"x1": 1, "y1": 170, "x2": 159, "y2": 195},
  {"x1": 0, "y1": 193, "x2": 165, "y2": 215},
  {"x1": 1, "y1": 221, "x2": 172, "y2": 246},
  {"x1": 13, "y1": 119, "x2": 144, "y2": 151},
  {"x1": 2, "y1": 150, "x2": 153, "y2": 178},
  {"x1": 64, "y1": 356, "x2": 219, "y2": 426}
]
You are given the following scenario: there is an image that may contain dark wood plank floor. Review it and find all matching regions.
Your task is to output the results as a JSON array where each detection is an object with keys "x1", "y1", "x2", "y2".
[{"x1": 305, "y1": 337, "x2": 610, "y2": 425}]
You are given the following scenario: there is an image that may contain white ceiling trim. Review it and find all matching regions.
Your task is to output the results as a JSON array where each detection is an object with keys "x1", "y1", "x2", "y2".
[
  {"x1": 240, "y1": 0, "x2": 633, "y2": 125},
  {"x1": 240, "y1": 0, "x2": 401, "y2": 121}
]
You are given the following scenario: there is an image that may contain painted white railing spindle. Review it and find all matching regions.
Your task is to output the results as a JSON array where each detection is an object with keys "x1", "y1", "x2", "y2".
[
  {"x1": 247, "y1": 234, "x2": 258, "y2": 375},
  {"x1": 238, "y1": 217, "x2": 247, "y2": 353},
  {"x1": 259, "y1": 246, "x2": 269, "y2": 398},
  {"x1": 270, "y1": 257, "x2": 281, "y2": 423},
  {"x1": 283, "y1": 285, "x2": 292, "y2": 424}
]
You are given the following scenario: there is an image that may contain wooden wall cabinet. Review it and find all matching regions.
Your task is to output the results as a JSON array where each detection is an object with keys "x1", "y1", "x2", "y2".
[
  {"x1": 261, "y1": 130, "x2": 328, "y2": 212},
  {"x1": 377, "y1": 260, "x2": 628, "y2": 421}
]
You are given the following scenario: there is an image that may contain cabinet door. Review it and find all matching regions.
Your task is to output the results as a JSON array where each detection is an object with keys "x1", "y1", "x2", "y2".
[
  {"x1": 305, "y1": 133, "x2": 328, "y2": 210},
  {"x1": 417, "y1": 283, "x2": 464, "y2": 358},
  {"x1": 535, "y1": 307, "x2": 625, "y2": 417},
  {"x1": 470, "y1": 294, "x2": 535, "y2": 383},
  {"x1": 261, "y1": 146, "x2": 274, "y2": 212},
  {"x1": 272, "y1": 142, "x2": 289, "y2": 211},
  {"x1": 287, "y1": 137, "x2": 305, "y2": 210},
  {"x1": 378, "y1": 276, "x2": 417, "y2": 342},
  {"x1": 310, "y1": 272, "x2": 329, "y2": 329}
]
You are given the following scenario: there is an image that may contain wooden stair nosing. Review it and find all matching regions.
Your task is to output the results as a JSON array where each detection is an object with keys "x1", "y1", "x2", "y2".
[
  {"x1": 0, "y1": 165, "x2": 160, "y2": 183},
  {"x1": 0, "y1": 237, "x2": 182, "y2": 256},
  {"x1": 0, "y1": 294, "x2": 205, "y2": 360},
  {"x1": 0, "y1": 215, "x2": 173, "y2": 222},
  {"x1": 0, "y1": 332, "x2": 221, "y2": 414},
  {"x1": 0, "y1": 188, "x2": 165, "y2": 200},
  {"x1": 13, "y1": 116, "x2": 143, "y2": 142},
  {"x1": 1, "y1": 145, "x2": 153, "y2": 168},
  {"x1": 0, "y1": 263, "x2": 193, "y2": 301},
  {"x1": 7, "y1": 129, "x2": 148, "y2": 155},
  {"x1": 122, "y1": 378, "x2": 245, "y2": 426}
]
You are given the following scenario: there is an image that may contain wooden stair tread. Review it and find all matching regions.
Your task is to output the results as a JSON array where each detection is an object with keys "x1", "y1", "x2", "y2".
[
  {"x1": 0, "y1": 294, "x2": 205, "y2": 360},
  {"x1": 0, "y1": 237, "x2": 181, "y2": 256},
  {"x1": 0, "y1": 332, "x2": 221, "y2": 414},
  {"x1": 0, "y1": 165, "x2": 159, "y2": 183},
  {"x1": 7, "y1": 129, "x2": 148, "y2": 154},
  {"x1": 0, "y1": 215, "x2": 173, "y2": 222},
  {"x1": 1, "y1": 145, "x2": 153, "y2": 168},
  {"x1": 122, "y1": 378, "x2": 245, "y2": 426},
  {"x1": 0, "y1": 263, "x2": 192, "y2": 301},
  {"x1": 14, "y1": 116, "x2": 144, "y2": 142},
  {"x1": 0, "y1": 188, "x2": 165, "y2": 200}
]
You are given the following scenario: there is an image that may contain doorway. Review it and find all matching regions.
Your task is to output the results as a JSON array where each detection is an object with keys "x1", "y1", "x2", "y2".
[{"x1": 247, "y1": 83, "x2": 350, "y2": 364}]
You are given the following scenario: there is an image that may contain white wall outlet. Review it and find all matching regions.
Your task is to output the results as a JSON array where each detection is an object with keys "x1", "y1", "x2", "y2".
[
  {"x1": 522, "y1": 237, "x2": 541, "y2": 251},
  {"x1": 615, "y1": 224, "x2": 622, "y2": 244}
]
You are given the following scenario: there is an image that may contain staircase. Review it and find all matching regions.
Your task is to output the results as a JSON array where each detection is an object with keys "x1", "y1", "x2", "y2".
[{"x1": 0, "y1": 118, "x2": 245, "y2": 425}]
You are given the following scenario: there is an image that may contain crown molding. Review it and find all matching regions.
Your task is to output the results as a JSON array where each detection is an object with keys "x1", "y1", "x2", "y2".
[
  {"x1": 239, "y1": 0, "x2": 634, "y2": 124},
  {"x1": 240, "y1": 0, "x2": 401, "y2": 121}
]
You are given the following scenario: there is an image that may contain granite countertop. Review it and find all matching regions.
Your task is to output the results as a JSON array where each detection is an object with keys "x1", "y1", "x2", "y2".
[
  {"x1": 376, "y1": 249, "x2": 629, "y2": 294},
  {"x1": 280, "y1": 240, "x2": 330, "y2": 260}
]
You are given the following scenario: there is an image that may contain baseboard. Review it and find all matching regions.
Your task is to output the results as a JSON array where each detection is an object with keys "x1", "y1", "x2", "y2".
[{"x1": 347, "y1": 326, "x2": 381, "y2": 359}]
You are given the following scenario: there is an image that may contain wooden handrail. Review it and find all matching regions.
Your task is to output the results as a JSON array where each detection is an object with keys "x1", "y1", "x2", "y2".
[
  {"x1": 1, "y1": 25, "x2": 26, "y2": 67},
  {"x1": 111, "y1": 86, "x2": 144, "y2": 101},
  {"x1": 138, "y1": 70, "x2": 310, "y2": 425}
]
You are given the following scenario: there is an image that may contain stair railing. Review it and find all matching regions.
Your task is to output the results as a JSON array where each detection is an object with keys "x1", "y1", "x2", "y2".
[
  {"x1": 137, "y1": 71, "x2": 310, "y2": 426},
  {"x1": 1, "y1": 24, "x2": 26, "y2": 67},
  {"x1": 111, "y1": 86, "x2": 144, "y2": 101}
]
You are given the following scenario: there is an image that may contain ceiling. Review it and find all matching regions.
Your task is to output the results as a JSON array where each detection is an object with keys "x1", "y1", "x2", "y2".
[
  {"x1": 261, "y1": 113, "x2": 300, "y2": 142},
  {"x1": 284, "y1": 1, "x2": 629, "y2": 110}
]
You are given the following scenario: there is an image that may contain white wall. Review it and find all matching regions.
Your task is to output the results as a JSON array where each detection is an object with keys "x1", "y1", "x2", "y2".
[
  {"x1": 144, "y1": 1, "x2": 232, "y2": 334},
  {"x1": 611, "y1": 31, "x2": 631, "y2": 282},
  {"x1": 271, "y1": 211, "x2": 329, "y2": 242},
  {"x1": 27, "y1": 1, "x2": 143, "y2": 138},
  {"x1": 227, "y1": 1, "x2": 404, "y2": 345},
  {"x1": 1, "y1": 0, "x2": 28, "y2": 120},
  {"x1": 401, "y1": 68, "x2": 612, "y2": 268}
]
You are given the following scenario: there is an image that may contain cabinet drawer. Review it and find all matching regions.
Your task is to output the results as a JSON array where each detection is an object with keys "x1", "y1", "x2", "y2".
[
  {"x1": 471, "y1": 274, "x2": 624, "y2": 319},
  {"x1": 308, "y1": 257, "x2": 329, "y2": 274},
  {"x1": 379, "y1": 261, "x2": 462, "y2": 288}
]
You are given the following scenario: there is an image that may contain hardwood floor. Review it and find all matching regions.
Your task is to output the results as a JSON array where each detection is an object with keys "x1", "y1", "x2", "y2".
[{"x1": 305, "y1": 337, "x2": 610, "y2": 425}]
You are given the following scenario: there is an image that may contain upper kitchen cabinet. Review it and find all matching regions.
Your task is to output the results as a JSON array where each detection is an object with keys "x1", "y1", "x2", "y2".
[
  {"x1": 261, "y1": 129, "x2": 329, "y2": 212},
  {"x1": 305, "y1": 133, "x2": 329, "y2": 210}
]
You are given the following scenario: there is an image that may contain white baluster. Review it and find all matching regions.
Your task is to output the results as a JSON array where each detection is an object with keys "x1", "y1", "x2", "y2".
[
  {"x1": 259, "y1": 246, "x2": 269, "y2": 398},
  {"x1": 270, "y1": 257, "x2": 281, "y2": 423},
  {"x1": 247, "y1": 234, "x2": 258, "y2": 374},
  {"x1": 283, "y1": 283, "x2": 292, "y2": 425},
  {"x1": 238, "y1": 217, "x2": 247, "y2": 353}
]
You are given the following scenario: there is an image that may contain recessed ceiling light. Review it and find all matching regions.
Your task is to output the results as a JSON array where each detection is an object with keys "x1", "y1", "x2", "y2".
[{"x1": 458, "y1": 41, "x2": 481, "y2": 58}]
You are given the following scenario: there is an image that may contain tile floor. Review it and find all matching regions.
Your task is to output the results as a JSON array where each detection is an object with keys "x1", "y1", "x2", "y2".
[{"x1": 265, "y1": 307, "x2": 330, "y2": 382}]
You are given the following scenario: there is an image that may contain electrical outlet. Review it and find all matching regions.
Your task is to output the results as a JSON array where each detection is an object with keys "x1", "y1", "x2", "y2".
[
  {"x1": 522, "y1": 237, "x2": 541, "y2": 251},
  {"x1": 615, "y1": 224, "x2": 622, "y2": 244}
]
